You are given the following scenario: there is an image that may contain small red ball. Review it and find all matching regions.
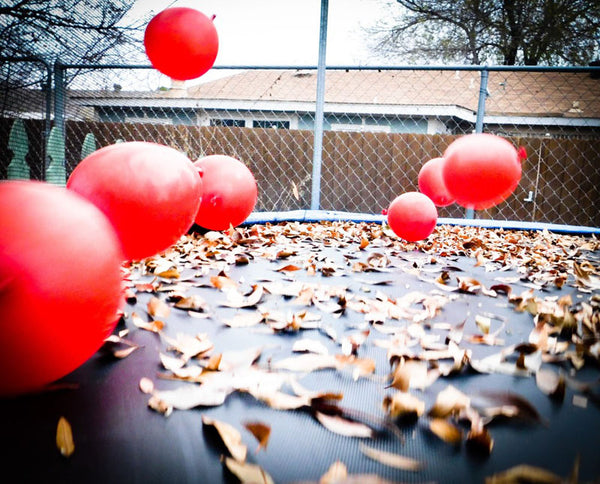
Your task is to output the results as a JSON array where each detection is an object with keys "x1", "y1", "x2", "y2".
[
  {"x1": 387, "y1": 192, "x2": 438, "y2": 242},
  {"x1": 418, "y1": 157, "x2": 455, "y2": 207},
  {"x1": 144, "y1": 7, "x2": 218, "y2": 80},
  {"x1": 193, "y1": 155, "x2": 257, "y2": 231}
]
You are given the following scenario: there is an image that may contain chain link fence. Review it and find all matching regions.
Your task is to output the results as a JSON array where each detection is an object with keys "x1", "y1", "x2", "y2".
[{"x1": 1, "y1": 62, "x2": 599, "y2": 227}]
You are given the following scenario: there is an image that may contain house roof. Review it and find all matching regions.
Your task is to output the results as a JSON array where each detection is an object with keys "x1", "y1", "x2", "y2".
[{"x1": 180, "y1": 69, "x2": 600, "y2": 119}]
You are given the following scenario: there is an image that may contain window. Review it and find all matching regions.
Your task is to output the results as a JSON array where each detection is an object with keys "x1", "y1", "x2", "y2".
[
  {"x1": 210, "y1": 118, "x2": 246, "y2": 127},
  {"x1": 253, "y1": 120, "x2": 290, "y2": 129}
]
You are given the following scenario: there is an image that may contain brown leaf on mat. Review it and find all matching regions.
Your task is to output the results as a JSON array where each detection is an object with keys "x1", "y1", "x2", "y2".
[
  {"x1": 147, "y1": 296, "x2": 171, "y2": 319},
  {"x1": 277, "y1": 263, "x2": 302, "y2": 273},
  {"x1": 472, "y1": 391, "x2": 543, "y2": 424},
  {"x1": 429, "y1": 418, "x2": 463, "y2": 445},
  {"x1": 315, "y1": 411, "x2": 375, "y2": 438},
  {"x1": 174, "y1": 294, "x2": 208, "y2": 312},
  {"x1": 359, "y1": 443, "x2": 423, "y2": 471},
  {"x1": 485, "y1": 464, "x2": 563, "y2": 484},
  {"x1": 202, "y1": 415, "x2": 247, "y2": 462},
  {"x1": 383, "y1": 391, "x2": 425, "y2": 419},
  {"x1": 56, "y1": 416, "x2": 75, "y2": 458},
  {"x1": 210, "y1": 273, "x2": 238, "y2": 291},
  {"x1": 320, "y1": 461, "x2": 347, "y2": 484},
  {"x1": 102, "y1": 334, "x2": 140, "y2": 359},
  {"x1": 243, "y1": 421, "x2": 271, "y2": 452},
  {"x1": 139, "y1": 377, "x2": 154, "y2": 394},
  {"x1": 428, "y1": 385, "x2": 471, "y2": 419},
  {"x1": 223, "y1": 457, "x2": 274, "y2": 484},
  {"x1": 535, "y1": 368, "x2": 566, "y2": 402},
  {"x1": 131, "y1": 311, "x2": 165, "y2": 333},
  {"x1": 152, "y1": 383, "x2": 231, "y2": 410}
]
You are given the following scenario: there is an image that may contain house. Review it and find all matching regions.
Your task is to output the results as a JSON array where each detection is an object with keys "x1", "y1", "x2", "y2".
[{"x1": 69, "y1": 68, "x2": 600, "y2": 138}]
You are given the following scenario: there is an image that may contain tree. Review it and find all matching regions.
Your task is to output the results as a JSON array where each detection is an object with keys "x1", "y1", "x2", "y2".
[
  {"x1": 0, "y1": 0, "x2": 149, "y2": 88},
  {"x1": 368, "y1": 0, "x2": 600, "y2": 65}
]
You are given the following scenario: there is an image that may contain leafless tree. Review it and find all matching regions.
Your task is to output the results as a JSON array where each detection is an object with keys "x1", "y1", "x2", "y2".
[{"x1": 368, "y1": 0, "x2": 600, "y2": 65}]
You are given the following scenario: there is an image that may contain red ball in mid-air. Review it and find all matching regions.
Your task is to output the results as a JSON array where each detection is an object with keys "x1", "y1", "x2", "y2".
[
  {"x1": 387, "y1": 191, "x2": 438, "y2": 242},
  {"x1": 67, "y1": 142, "x2": 202, "y2": 261},
  {"x1": 442, "y1": 133, "x2": 522, "y2": 210},
  {"x1": 193, "y1": 155, "x2": 257, "y2": 231},
  {"x1": 418, "y1": 157, "x2": 455, "y2": 207},
  {"x1": 0, "y1": 181, "x2": 124, "y2": 396},
  {"x1": 144, "y1": 7, "x2": 218, "y2": 80}
]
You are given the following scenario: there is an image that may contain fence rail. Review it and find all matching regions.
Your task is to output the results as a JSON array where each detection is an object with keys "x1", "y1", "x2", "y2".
[{"x1": 1, "y1": 62, "x2": 599, "y2": 228}]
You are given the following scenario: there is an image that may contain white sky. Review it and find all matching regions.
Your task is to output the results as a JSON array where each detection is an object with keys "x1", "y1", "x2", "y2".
[{"x1": 127, "y1": 0, "x2": 394, "y2": 67}]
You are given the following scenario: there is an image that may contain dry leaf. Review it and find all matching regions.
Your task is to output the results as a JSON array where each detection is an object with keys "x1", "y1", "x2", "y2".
[
  {"x1": 315, "y1": 411, "x2": 374, "y2": 438},
  {"x1": 139, "y1": 377, "x2": 154, "y2": 394},
  {"x1": 243, "y1": 421, "x2": 271, "y2": 452},
  {"x1": 428, "y1": 385, "x2": 471, "y2": 418},
  {"x1": 429, "y1": 418, "x2": 463, "y2": 445},
  {"x1": 292, "y1": 338, "x2": 330, "y2": 355},
  {"x1": 485, "y1": 464, "x2": 563, "y2": 484},
  {"x1": 131, "y1": 311, "x2": 165, "y2": 333},
  {"x1": 152, "y1": 384, "x2": 231, "y2": 410},
  {"x1": 147, "y1": 296, "x2": 171, "y2": 318},
  {"x1": 174, "y1": 294, "x2": 208, "y2": 312},
  {"x1": 359, "y1": 443, "x2": 423, "y2": 471},
  {"x1": 56, "y1": 416, "x2": 75, "y2": 457},
  {"x1": 320, "y1": 461, "x2": 348, "y2": 484},
  {"x1": 223, "y1": 457, "x2": 274, "y2": 484},
  {"x1": 535, "y1": 368, "x2": 566, "y2": 402},
  {"x1": 223, "y1": 310, "x2": 264, "y2": 328},
  {"x1": 202, "y1": 415, "x2": 247, "y2": 462},
  {"x1": 383, "y1": 392, "x2": 425, "y2": 420},
  {"x1": 211, "y1": 274, "x2": 238, "y2": 291}
]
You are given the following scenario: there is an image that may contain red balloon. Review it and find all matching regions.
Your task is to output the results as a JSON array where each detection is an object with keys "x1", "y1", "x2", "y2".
[
  {"x1": 144, "y1": 7, "x2": 218, "y2": 80},
  {"x1": 418, "y1": 157, "x2": 455, "y2": 207},
  {"x1": 68, "y1": 142, "x2": 202, "y2": 261},
  {"x1": 0, "y1": 181, "x2": 124, "y2": 396},
  {"x1": 387, "y1": 192, "x2": 438, "y2": 242},
  {"x1": 193, "y1": 155, "x2": 257, "y2": 231},
  {"x1": 442, "y1": 133, "x2": 522, "y2": 210}
]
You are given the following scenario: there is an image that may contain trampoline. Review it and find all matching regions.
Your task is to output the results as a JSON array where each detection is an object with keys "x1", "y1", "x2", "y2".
[{"x1": 1, "y1": 218, "x2": 599, "y2": 484}]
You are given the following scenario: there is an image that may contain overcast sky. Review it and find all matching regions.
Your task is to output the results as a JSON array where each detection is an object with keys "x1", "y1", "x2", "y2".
[{"x1": 128, "y1": 0, "x2": 394, "y2": 67}]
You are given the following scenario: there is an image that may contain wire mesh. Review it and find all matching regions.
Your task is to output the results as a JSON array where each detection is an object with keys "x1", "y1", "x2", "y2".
[{"x1": 1, "y1": 63, "x2": 599, "y2": 227}]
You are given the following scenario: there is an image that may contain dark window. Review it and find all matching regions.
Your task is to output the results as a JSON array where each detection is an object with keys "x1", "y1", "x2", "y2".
[
  {"x1": 253, "y1": 120, "x2": 290, "y2": 129},
  {"x1": 210, "y1": 119, "x2": 245, "y2": 127}
]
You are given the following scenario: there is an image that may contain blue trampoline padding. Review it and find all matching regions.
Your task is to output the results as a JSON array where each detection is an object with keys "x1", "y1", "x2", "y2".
[{"x1": 244, "y1": 210, "x2": 600, "y2": 235}]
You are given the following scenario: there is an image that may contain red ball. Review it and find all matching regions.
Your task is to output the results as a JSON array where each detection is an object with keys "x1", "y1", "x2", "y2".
[
  {"x1": 0, "y1": 181, "x2": 124, "y2": 396},
  {"x1": 144, "y1": 7, "x2": 218, "y2": 80},
  {"x1": 442, "y1": 133, "x2": 522, "y2": 210},
  {"x1": 418, "y1": 157, "x2": 455, "y2": 207},
  {"x1": 67, "y1": 142, "x2": 202, "y2": 261},
  {"x1": 193, "y1": 155, "x2": 257, "y2": 231},
  {"x1": 387, "y1": 192, "x2": 438, "y2": 242}
]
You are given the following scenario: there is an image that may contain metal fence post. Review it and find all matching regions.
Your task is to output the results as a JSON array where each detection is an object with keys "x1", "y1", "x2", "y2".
[
  {"x1": 310, "y1": 0, "x2": 329, "y2": 211},
  {"x1": 465, "y1": 68, "x2": 489, "y2": 219}
]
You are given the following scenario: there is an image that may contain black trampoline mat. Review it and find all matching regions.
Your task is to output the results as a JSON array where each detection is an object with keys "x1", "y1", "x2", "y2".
[{"x1": 1, "y1": 221, "x2": 599, "y2": 484}]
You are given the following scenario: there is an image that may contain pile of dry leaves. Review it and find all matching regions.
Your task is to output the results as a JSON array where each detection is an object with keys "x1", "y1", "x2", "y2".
[{"x1": 101, "y1": 221, "x2": 599, "y2": 483}]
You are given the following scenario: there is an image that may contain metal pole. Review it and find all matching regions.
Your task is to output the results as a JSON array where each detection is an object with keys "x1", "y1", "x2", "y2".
[
  {"x1": 465, "y1": 68, "x2": 489, "y2": 219},
  {"x1": 310, "y1": 0, "x2": 329, "y2": 211}
]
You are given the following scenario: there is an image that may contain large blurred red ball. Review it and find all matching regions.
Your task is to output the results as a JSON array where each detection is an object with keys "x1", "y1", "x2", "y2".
[
  {"x1": 193, "y1": 155, "x2": 257, "y2": 231},
  {"x1": 0, "y1": 181, "x2": 124, "y2": 396},
  {"x1": 418, "y1": 157, "x2": 455, "y2": 207},
  {"x1": 144, "y1": 7, "x2": 218, "y2": 80},
  {"x1": 387, "y1": 192, "x2": 438, "y2": 242},
  {"x1": 442, "y1": 133, "x2": 522, "y2": 210},
  {"x1": 67, "y1": 142, "x2": 202, "y2": 261}
]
